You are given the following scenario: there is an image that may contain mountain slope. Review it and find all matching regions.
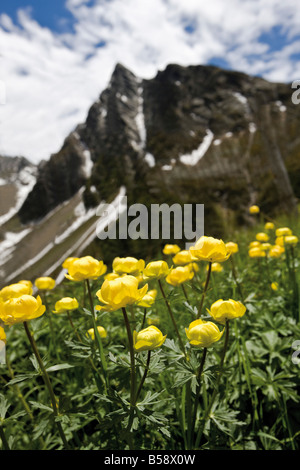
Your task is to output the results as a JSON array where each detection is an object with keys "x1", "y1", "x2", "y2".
[{"x1": 19, "y1": 63, "x2": 299, "y2": 226}]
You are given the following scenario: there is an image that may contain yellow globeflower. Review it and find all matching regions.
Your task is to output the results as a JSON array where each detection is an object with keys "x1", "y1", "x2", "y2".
[
  {"x1": 172, "y1": 250, "x2": 193, "y2": 266},
  {"x1": 271, "y1": 282, "x2": 279, "y2": 291},
  {"x1": 53, "y1": 297, "x2": 79, "y2": 314},
  {"x1": 87, "y1": 326, "x2": 107, "y2": 340},
  {"x1": 189, "y1": 236, "x2": 230, "y2": 263},
  {"x1": 264, "y1": 222, "x2": 275, "y2": 230},
  {"x1": 210, "y1": 262, "x2": 223, "y2": 273},
  {"x1": 275, "y1": 227, "x2": 292, "y2": 237},
  {"x1": 104, "y1": 272, "x2": 120, "y2": 281},
  {"x1": 248, "y1": 247, "x2": 266, "y2": 258},
  {"x1": 112, "y1": 257, "x2": 145, "y2": 276},
  {"x1": 137, "y1": 289, "x2": 157, "y2": 308},
  {"x1": 0, "y1": 282, "x2": 33, "y2": 302},
  {"x1": 249, "y1": 241, "x2": 261, "y2": 249},
  {"x1": 0, "y1": 295, "x2": 46, "y2": 326},
  {"x1": 275, "y1": 235, "x2": 298, "y2": 247},
  {"x1": 62, "y1": 257, "x2": 79, "y2": 270},
  {"x1": 96, "y1": 275, "x2": 148, "y2": 312},
  {"x1": 35, "y1": 277, "x2": 56, "y2": 290},
  {"x1": 65, "y1": 256, "x2": 107, "y2": 282},
  {"x1": 256, "y1": 232, "x2": 269, "y2": 242},
  {"x1": 208, "y1": 299, "x2": 246, "y2": 325},
  {"x1": 268, "y1": 245, "x2": 285, "y2": 258},
  {"x1": 185, "y1": 319, "x2": 223, "y2": 348},
  {"x1": 260, "y1": 243, "x2": 272, "y2": 251},
  {"x1": 249, "y1": 205, "x2": 260, "y2": 214},
  {"x1": 225, "y1": 242, "x2": 239, "y2": 254},
  {"x1": 0, "y1": 326, "x2": 6, "y2": 344},
  {"x1": 166, "y1": 265, "x2": 194, "y2": 286},
  {"x1": 143, "y1": 260, "x2": 170, "y2": 280},
  {"x1": 284, "y1": 235, "x2": 298, "y2": 246},
  {"x1": 133, "y1": 325, "x2": 166, "y2": 352},
  {"x1": 162, "y1": 244, "x2": 181, "y2": 255}
]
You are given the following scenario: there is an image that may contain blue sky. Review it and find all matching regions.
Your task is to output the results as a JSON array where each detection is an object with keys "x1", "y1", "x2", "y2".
[{"x1": 0, "y1": 0, "x2": 300, "y2": 163}]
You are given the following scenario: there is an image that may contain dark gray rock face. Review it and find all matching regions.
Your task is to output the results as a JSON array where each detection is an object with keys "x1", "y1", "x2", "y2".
[{"x1": 18, "y1": 63, "x2": 300, "y2": 234}]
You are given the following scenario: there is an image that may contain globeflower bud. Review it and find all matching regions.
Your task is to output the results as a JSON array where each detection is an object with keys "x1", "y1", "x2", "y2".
[
  {"x1": 133, "y1": 325, "x2": 166, "y2": 352},
  {"x1": 249, "y1": 205, "x2": 260, "y2": 214},
  {"x1": 268, "y1": 245, "x2": 285, "y2": 257},
  {"x1": 208, "y1": 299, "x2": 246, "y2": 325},
  {"x1": 283, "y1": 235, "x2": 298, "y2": 246},
  {"x1": 172, "y1": 250, "x2": 194, "y2": 265},
  {"x1": 65, "y1": 256, "x2": 107, "y2": 281},
  {"x1": 189, "y1": 236, "x2": 230, "y2": 263},
  {"x1": 248, "y1": 247, "x2": 266, "y2": 258},
  {"x1": 0, "y1": 295, "x2": 46, "y2": 326},
  {"x1": 112, "y1": 257, "x2": 145, "y2": 276},
  {"x1": 137, "y1": 289, "x2": 157, "y2": 308},
  {"x1": 96, "y1": 275, "x2": 148, "y2": 312},
  {"x1": 87, "y1": 326, "x2": 107, "y2": 340},
  {"x1": 143, "y1": 260, "x2": 170, "y2": 280},
  {"x1": 225, "y1": 242, "x2": 239, "y2": 254},
  {"x1": 166, "y1": 265, "x2": 194, "y2": 286},
  {"x1": 185, "y1": 319, "x2": 223, "y2": 348},
  {"x1": 275, "y1": 227, "x2": 292, "y2": 237},
  {"x1": 162, "y1": 244, "x2": 181, "y2": 255},
  {"x1": 255, "y1": 232, "x2": 269, "y2": 242},
  {"x1": 0, "y1": 282, "x2": 33, "y2": 302},
  {"x1": 210, "y1": 262, "x2": 223, "y2": 273},
  {"x1": 53, "y1": 297, "x2": 79, "y2": 314},
  {"x1": 35, "y1": 277, "x2": 56, "y2": 290}
]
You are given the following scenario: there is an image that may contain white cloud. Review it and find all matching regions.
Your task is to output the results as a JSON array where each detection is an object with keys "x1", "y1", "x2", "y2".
[{"x1": 0, "y1": 0, "x2": 299, "y2": 163}]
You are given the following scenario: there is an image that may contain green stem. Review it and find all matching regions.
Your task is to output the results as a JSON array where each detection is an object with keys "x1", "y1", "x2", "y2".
[
  {"x1": 194, "y1": 320, "x2": 230, "y2": 448},
  {"x1": 122, "y1": 307, "x2": 137, "y2": 435},
  {"x1": 196, "y1": 262, "x2": 212, "y2": 319},
  {"x1": 181, "y1": 284, "x2": 190, "y2": 303},
  {"x1": 23, "y1": 321, "x2": 70, "y2": 450},
  {"x1": 141, "y1": 308, "x2": 147, "y2": 330},
  {"x1": 86, "y1": 279, "x2": 109, "y2": 393},
  {"x1": 0, "y1": 424, "x2": 10, "y2": 450},
  {"x1": 190, "y1": 347, "x2": 207, "y2": 446},
  {"x1": 135, "y1": 350, "x2": 151, "y2": 403},
  {"x1": 158, "y1": 279, "x2": 187, "y2": 358},
  {"x1": 230, "y1": 256, "x2": 244, "y2": 301}
]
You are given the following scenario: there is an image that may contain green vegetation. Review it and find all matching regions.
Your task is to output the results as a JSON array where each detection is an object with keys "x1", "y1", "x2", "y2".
[{"x1": 0, "y1": 210, "x2": 299, "y2": 450}]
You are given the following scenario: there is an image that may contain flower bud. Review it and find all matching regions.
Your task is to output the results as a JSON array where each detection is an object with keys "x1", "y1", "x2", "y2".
[
  {"x1": 65, "y1": 256, "x2": 107, "y2": 282},
  {"x1": 185, "y1": 319, "x2": 223, "y2": 348},
  {"x1": 133, "y1": 325, "x2": 166, "y2": 352},
  {"x1": 0, "y1": 295, "x2": 46, "y2": 326},
  {"x1": 143, "y1": 260, "x2": 170, "y2": 280},
  {"x1": 208, "y1": 299, "x2": 246, "y2": 324},
  {"x1": 53, "y1": 297, "x2": 79, "y2": 314},
  {"x1": 35, "y1": 277, "x2": 56, "y2": 290},
  {"x1": 87, "y1": 326, "x2": 107, "y2": 340},
  {"x1": 96, "y1": 275, "x2": 148, "y2": 312},
  {"x1": 112, "y1": 257, "x2": 145, "y2": 276},
  {"x1": 189, "y1": 236, "x2": 230, "y2": 263},
  {"x1": 166, "y1": 265, "x2": 194, "y2": 286}
]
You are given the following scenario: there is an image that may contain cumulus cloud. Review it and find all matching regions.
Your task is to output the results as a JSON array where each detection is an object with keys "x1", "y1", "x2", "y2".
[{"x1": 0, "y1": 0, "x2": 299, "y2": 163}]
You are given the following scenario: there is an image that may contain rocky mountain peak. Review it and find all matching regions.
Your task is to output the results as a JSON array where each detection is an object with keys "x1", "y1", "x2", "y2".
[{"x1": 17, "y1": 63, "x2": 299, "y2": 231}]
